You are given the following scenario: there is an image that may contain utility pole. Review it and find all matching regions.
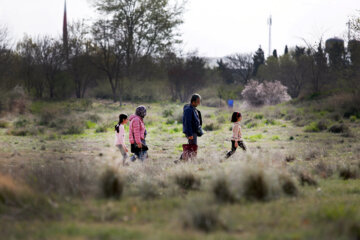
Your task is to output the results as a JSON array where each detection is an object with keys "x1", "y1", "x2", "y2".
[{"x1": 268, "y1": 15, "x2": 272, "y2": 57}]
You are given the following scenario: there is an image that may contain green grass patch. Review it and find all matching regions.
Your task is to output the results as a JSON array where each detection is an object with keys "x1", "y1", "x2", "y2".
[{"x1": 245, "y1": 134, "x2": 264, "y2": 142}]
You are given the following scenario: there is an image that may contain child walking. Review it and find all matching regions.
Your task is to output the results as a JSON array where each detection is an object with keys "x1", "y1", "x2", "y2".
[
  {"x1": 115, "y1": 114, "x2": 129, "y2": 166},
  {"x1": 225, "y1": 112, "x2": 247, "y2": 159}
]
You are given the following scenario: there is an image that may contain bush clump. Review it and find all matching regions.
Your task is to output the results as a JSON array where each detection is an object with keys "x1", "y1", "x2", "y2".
[
  {"x1": 212, "y1": 177, "x2": 235, "y2": 203},
  {"x1": 339, "y1": 166, "x2": 359, "y2": 180},
  {"x1": 175, "y1": 172, "x2": 201, "y2": 191},
  {"x1": 182, "y1": 199, "x2": 226, "y2": 232},
  {"x1": 242, "y1": 80, "x2": 291, "y2": 106},
  {"x1": 299, "y1": 172, "x2": 318, "y2": 186},
  {"x1": 203, "y1": 122, "x2": 221, "y2": 131},
  {"x1": 328, "y1": 124, "x2": 349, "y2": 134},
  {"x1": 100, "y1": 168, "x2": 124, "y2": 199}
]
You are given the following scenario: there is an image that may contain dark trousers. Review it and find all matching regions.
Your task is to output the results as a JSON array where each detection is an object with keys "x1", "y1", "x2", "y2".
[{"x1": 226, "y1": 140, "x2": 246, "y2": 158}]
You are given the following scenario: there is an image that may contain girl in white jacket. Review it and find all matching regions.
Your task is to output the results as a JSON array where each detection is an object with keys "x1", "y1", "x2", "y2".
[
  {"x1": 225, "y1": 112, "x2": 247, "y2": 159},
  {"x1": 115, "y1": 114, "x2": 129, "y2": 166}
]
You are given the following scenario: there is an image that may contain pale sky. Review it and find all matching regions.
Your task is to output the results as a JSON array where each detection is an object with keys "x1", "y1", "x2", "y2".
[{"x1": 0, "y1": 0, "x2": 358, "y2": 57}]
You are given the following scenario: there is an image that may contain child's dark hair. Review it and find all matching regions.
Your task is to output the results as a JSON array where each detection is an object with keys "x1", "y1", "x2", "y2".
[
  {"x1": 115, "y1": 114, "x2": 128, "y2": 133},
  {"x1": 231, "y1": 112, "x2": 242, "y2": 122}
]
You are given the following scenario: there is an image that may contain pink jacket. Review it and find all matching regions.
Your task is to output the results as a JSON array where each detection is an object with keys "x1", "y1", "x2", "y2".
[
  {"x1": 129, "y1": 115, "x2": 146, "y2": 145},
  {"x1": 115, "y1": 124, "x2": 126, "y2": 146}
]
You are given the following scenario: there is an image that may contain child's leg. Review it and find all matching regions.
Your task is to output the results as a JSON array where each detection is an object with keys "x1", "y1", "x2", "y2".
[
  {"x1": 238, "y1": 140, "x2": 247, "y2": 151},
  {"x1": 118, "y1": 145, "x2": 128, "y2": 165},
  {"x1": 226, "y1": 141, "x2": 237, "y2": 158}
]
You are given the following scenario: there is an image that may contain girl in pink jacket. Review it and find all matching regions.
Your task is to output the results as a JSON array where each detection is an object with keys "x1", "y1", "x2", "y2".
[
  {"x1": 129, "y1": 106, "x2": 148, "y2": 161},
  {"x1": 115, "y1": 114, "x2": 129, "y2": 166},
  {"x1": 225, "y1": 112, "x2": 247, "y2": 159}
]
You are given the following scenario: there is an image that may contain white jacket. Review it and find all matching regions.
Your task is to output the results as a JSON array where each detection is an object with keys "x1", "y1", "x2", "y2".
[{"x1": 231, "y1": 122, "x2": 242, "y2": 141}]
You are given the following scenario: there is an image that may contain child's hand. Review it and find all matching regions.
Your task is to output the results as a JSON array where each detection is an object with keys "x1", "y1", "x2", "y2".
[
  {"x1": 125, "y1": 148, "x2": 129, "y2": 153},
  {"x1": 234, "y1": 141, "x2": 238, "y2": 148},
  {"x1": 137, "y1": 143, "x2": 142, "y2": 149}
]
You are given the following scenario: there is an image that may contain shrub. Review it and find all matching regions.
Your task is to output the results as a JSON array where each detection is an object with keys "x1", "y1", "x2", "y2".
[
  {"x1": 175, "y1": 172, "x2": 201, "y2": 191},
  {"x1": 299, "y1": 172, "x2": 318, "y2": 186},
  {"x1": 182, "y1": 199, "x2": 225, "y2": 232},
  {"x1": 88, "y1": 114, "x2": 101, "y2": 123},
  {"x1": 63, "y1": 122, "x2": 84, "y2": 135},
  {"x1": 254, "y1": 114, "x2": 264, "y2": 119},
  {"x1": 285, "y1": 155, "x2": 296, "y2": 162},
  {"x1": 22, "y1": 160, "x2": 98, "y2": 197},
  {"x1": 279, "y1": 174, "x2": 298, "y2": 196},
  {"x1": 315, "y1": 161, "x2": 334, "y2": 178},
  {"x1": 242, "y1": 170, "x2": 269, "y2": 201},
  {"x1": 350, "y1": 115, "x2": 357, "y2": 122},
  {"x1": 85, "y1": 121, "x2": 97, "y2": 129},
  {"x1": 0, "y1": 174, "x2": 34, "y2": 208},
  {"x1": 242, "y1": 80, "x2": 291, "y2": 106},
  {"x1": 216, "y1": 115, "x2": 226, "y2": 124},
  {"x1": 96, "y1": 124, "x2": 108, "y2": 133},
  {"x1": 0, "y1": 120, "x2": 8, "y2": 128},
  {"x1": 38, "y1": 108, "x2": 59, "y2": 126},
  {"x1": 14, "y1": 118, "x2": 29, "y2": 128},
  {"x1": 212, "y1": 177, "x2": 235, "y2": 203},
  {"x1": 305, "y1": 120, "x2": 328, "y2": 132},
  {"x1": 264, "y1": 119, "x2": 276, "y2": 125},
  {"x1": 329, "y1": 124, "x2": 349, "y2": 134},
  {"x1": 100, "y1": 168, "x2": 124, "y2": 199},
  {"x1": 339, "y1": 166, "x2": 359, "y2": 180},
  {"x1": 162, "y1": 109, "x2": 173, "y2": 118},
  {"x1": 203, "y1": 122, "x2": 221, "y2": 131},
  {"x1": 137, "y1": 180, "x2": 160, "y2": 200}
]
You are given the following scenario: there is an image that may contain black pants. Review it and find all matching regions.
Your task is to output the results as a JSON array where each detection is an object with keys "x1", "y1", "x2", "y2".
[{"x1": 226, "y1": 140, "x2": 246, "y2": 158}]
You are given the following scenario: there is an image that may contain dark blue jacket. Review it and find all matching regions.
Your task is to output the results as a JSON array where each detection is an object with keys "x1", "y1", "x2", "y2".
[{"x1": 182, "y1": 104, "x2": 202, "y2": 137}]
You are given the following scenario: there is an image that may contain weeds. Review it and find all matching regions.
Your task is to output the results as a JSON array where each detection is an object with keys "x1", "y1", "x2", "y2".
[
  {"x1": 175, "y1": 172, "x2": 201, "y2": 191},
  {"x1": 100, "y1": 168, "x2": 124, "y2": 199}
]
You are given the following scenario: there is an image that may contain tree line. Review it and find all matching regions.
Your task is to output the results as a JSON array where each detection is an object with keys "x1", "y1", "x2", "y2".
[{"x1": 0, "y1": 1, "x2": 359, "y2": 103}]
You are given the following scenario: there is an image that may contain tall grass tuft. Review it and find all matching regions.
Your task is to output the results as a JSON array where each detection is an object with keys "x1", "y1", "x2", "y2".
[
  {"x1": 182, "y1": 198, "x2": 226, "y2": 232},
  {"x1": 100, "y1": 168, "x2": 124, "y2": 199},
  {"x1": 175, "y1": 172, "x2": 201, "y2": 191}
]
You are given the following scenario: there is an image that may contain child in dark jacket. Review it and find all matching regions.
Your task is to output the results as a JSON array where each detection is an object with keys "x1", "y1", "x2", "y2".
[{"x1": 225, "y1": 112, "x2": 246, "y2": 159}]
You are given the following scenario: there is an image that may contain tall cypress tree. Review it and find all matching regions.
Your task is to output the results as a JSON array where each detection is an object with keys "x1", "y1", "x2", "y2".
[
  {"x1": 252, "y1": 46, "x2": 265, "y2": 77},
  {"x1": 272, "y1": 49, "x2": 278, "y2": 58},
  {"x1": 284, "y1": 45, "x2": 289, "y2": 55}
]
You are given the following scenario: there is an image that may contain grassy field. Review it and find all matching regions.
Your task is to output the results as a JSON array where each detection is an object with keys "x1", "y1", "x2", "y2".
[{"x1": 0, "y1": 99, "x2": 360, "y2": 240}]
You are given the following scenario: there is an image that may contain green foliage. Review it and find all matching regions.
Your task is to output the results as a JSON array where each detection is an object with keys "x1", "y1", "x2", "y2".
[
  {"x1": 271, "y1": 135, "x2": 280, "y2": 141},
  {"x1": 246, "y1": 134, "x2": 263, "y2": 142},
  {"x1": 254, "y1": 114, "x2": 264, "y2": 119},
  {"x1": 85, "y1": 121, "x2": 97, "y2": 129},
  {"x1": 96, "y1": 124, "x2": 108, "y2": 133},
  {"x1": 0, "y1": 120, "x2": 8, "y2": 128}
]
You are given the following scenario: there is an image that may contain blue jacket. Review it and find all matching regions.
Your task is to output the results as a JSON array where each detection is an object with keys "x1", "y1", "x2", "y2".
[{"x1": 182, "y1": 104, "x2": 202, "y2": 137}]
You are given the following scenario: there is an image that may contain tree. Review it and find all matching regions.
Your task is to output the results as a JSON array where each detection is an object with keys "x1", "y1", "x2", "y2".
[
  {"x1": 252, "y1": 46, "x2": 265, "y2": 77},
  {"x1": 34, "y1": 36, "x2": 64, "y2": 99},
  {"x1": 284, "y1": 45, "x2": 289, "y2": 55},
  {"x1": 272, "y1": 49, "x2": 278, "y2": 58},
  {"x1": 92, "y1": 19, "x2": 125, "y2": 102},
  {"x1": 310, "y1": 42, "x2": 328, "y2": 94},
  {"x1": 68, "y1": 21, "x2": 98, "y2": 98},
  {"x1": 16, "y1": 36, "x2": 41, "y2": 96},
  {"x1": 93, "y1": 0, "x2": 184, "y2": 78},
  {"x1": 217, "y1": 59, "x2": 233, "y2": 84},
  {"x1": 0, "y1": 26, "x2": 13, "y2": 89},
  {"x1": 167, "y1": 53, "x2": 206, "y2": 102},
  {"x1": 226, "y1": 53, "x2": 254, "y2": 84}
]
